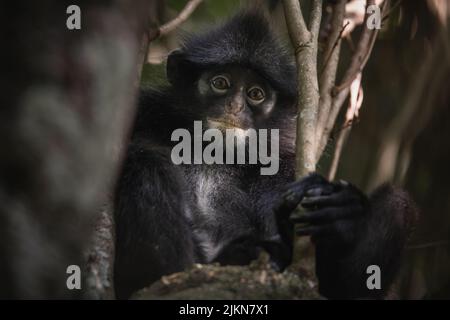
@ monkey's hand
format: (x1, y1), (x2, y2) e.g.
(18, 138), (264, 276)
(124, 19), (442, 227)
(275, 173), (417, 299)
(275, 173), (369, 250)
(275, 173), (374, 298)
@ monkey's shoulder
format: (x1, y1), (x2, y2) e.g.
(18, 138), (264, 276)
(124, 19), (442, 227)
(130, 88), (190, 142)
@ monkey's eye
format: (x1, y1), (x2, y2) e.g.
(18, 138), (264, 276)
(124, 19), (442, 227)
(211, 75), (231, 93)
(247, 86), (265, 105)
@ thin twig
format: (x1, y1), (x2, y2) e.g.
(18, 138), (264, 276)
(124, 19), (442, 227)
(382, 0), (403, 22)
(320, 21), (349, 76)
(144, 0), (202, 68)
(328, 126), (350, 181)
(333, 0), (383, 94)
(148, 0), (203, 42)
(333, 26), (379, 93)
(316, 0), (386, 160)
(159, 0), (203, 36)
(328, 74), (363, 180)
(315, 0), (347, 159)
(407, 241), (450, 250)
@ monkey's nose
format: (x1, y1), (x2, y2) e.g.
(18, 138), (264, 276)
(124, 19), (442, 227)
(225, 99), (244, 115)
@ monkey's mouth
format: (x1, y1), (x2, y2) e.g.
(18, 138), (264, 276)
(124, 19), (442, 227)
(207, 117), (245, 130)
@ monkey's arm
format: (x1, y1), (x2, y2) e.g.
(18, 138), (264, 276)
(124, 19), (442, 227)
(114, 142), (197, 299)
(276, 174), (418, 299)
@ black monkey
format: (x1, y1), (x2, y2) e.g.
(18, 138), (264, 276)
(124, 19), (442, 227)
(114, 12), (417, 299)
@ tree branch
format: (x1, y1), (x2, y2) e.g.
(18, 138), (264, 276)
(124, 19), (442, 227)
(333, 27), (378, 93)
(309, 0), (323, 40)
(159, 0), (203, 37)
(333, 0), (381, 94)
(316, 0), (384, 161)
(283, 0), (322, 177)
(133, 254), (321, 299)
(283, 0), (311, 45)
(328, 73), (363, 180)
(142, 0), (202, 69)
(316, 0), (347, 157)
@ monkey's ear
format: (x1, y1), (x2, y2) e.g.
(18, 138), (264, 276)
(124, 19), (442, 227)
(167, 49), (195, 86)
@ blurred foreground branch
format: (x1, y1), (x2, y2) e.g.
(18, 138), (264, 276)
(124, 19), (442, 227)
(0, 0), (156, 299)
(368, 26), (450, 190)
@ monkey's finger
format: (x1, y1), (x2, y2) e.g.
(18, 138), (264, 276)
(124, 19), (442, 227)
(304, 185), (334, 197)
(285, 173), (329, 195)
(301, 190), (360, 208)
(295, 224), (334, 236)
(273, 194), (303, 219)
(276, 173), (330, 215)
(291, 205), (362, 224)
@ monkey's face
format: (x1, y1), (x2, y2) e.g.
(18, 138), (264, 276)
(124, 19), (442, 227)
(196, 66), (278, 131)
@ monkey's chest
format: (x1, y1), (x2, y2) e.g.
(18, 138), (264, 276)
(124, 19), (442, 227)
(184, 166), (255, 262)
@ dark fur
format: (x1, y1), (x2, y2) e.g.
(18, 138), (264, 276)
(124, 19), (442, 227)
(168, 12), (297, 98)
(114, 12), (417, 299)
